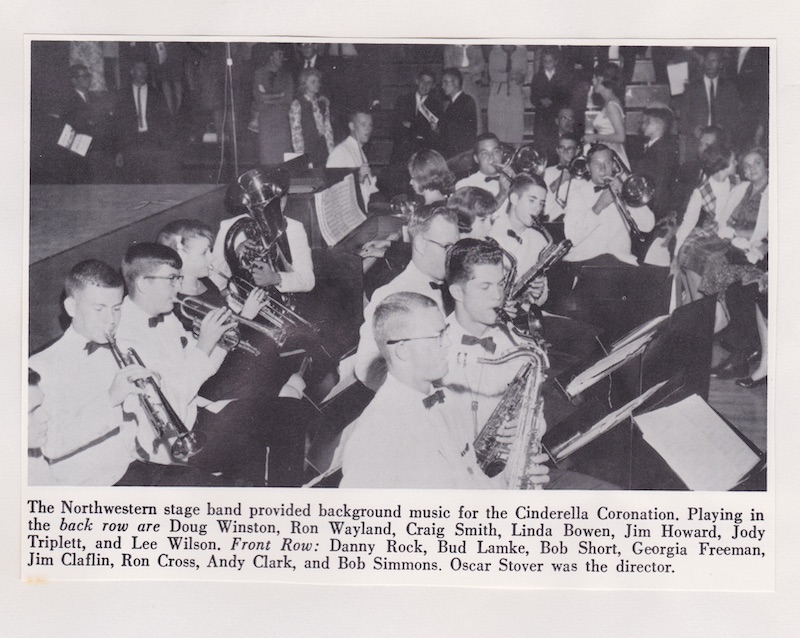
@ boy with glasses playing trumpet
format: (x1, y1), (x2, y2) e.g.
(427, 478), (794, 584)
(116, 242), (309, 486)
(29, 259), (229, 486)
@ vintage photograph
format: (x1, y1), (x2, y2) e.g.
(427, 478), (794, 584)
(27, 40), (769, 492)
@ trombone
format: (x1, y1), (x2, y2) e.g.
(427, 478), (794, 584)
(493, 143), (548, 182)
(106, 333), (205, 462)
(601, 151), (654, 243)
(553, 155), (590, 209)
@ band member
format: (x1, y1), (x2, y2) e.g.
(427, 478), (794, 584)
(29, 260), (226, 486)
(455, 132), (511, 208)
(489, 174), (549, 307)
(27, 368), (54, 486)
(340, 292), (543, 489)
(446, 186), (498, 239)
(354, 205), (460, 391)
(561, 144), (655, 265)
(116, 243), (308, 486)
(209, 168), (314, 295)
(157, 219), (291, 401)
(326, 109), (379, 208)
(543, 133), (581, 221)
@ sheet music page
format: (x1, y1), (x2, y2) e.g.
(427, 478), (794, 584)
(635, 394), (761, 491)
(313, 173), (366, 247)
(667, 61), (689, 96)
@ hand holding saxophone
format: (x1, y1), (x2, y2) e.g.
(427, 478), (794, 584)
(510, 451), (550, 487)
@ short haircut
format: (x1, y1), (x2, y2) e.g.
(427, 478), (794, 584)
(700, 139), (734, 175)
(157, 219), (215, 252)
(743, 146), (769, 169)
(122, 242), (182, 293)
(446, 186), (498, 233)
(700, 125), (729, 147)
(348, 109), (372, 125)
(69, 64), (89, 80)
(373, 292), (438, 360)
(509, 173), (546, 201)
(587, 143), (613, 163)
(557, 132), (581, 148)
(445, 238), (504, 287)
(442, 67), (463, 88)
(296, 67), (323, 95)
(64, 259), (124, 299)
(408, 149), (455, 195)
(28, 368), (41, 387)
(642, 107), (673, 132)
(407, 204), (458, 240)
(417, 69), (435, 82)
(473, 132), (500, 155)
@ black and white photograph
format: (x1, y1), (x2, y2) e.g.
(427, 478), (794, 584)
(6, 0), (799, 635)
(27, 40), (769, 491)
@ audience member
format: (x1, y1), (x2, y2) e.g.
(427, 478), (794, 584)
(583, 62), (630, 168)
(530, 47), (573, 159)
(436, 68), (478, 159)
(253, 44), (293, 165)
(289, 68), (335, 167)
(391, 70), (443, 163)
(487, 45), (527, 143)
(443, 45), (487, 133)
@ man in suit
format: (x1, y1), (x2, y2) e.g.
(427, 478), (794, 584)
(436, 68), (478, 160)
(390, 70), (444, 164)
(679, 48), (742, 145)
(735, 46), (769, 149)
(635, 106), (679, 221)
(113, 60), (177, 183)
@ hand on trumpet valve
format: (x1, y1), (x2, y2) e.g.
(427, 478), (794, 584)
(108, 364), (156, 406)
(196, 306), (235, 355)
(240, 286), (270, 320)
(251, 260), (281, 287)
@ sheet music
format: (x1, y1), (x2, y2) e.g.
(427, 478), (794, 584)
(667, 61), (689, 96)
(57, 123), (92, 157)
(634, 394), (761, 490)
(609, 314), (669, 353)
(313, 173), (367, 247)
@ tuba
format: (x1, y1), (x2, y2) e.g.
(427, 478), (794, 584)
(473, 346), (549, 489)
(106, 333), (205, 462)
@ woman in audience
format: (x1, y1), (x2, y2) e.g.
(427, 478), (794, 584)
(487, 44), (527, 143)
(408, 149), (456, 205)
(289, 68), (335, 168)
(582, 62), (629, 167)
(672, 140), (739, 300)
(252, 44), (293, 165)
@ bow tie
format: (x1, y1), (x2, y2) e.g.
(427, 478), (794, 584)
(507, 229), (523, 244)
(429, 281), (447, 291)
(461, 334), (497, 354)
(422, 388), (445, 409)
(485, 175), (500, 182)
(85, 341), (111, 355)
(594, 184), (609, 193)
(148, 314), (165, 328)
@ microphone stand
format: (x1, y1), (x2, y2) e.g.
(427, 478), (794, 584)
(225, 42), (240, 177)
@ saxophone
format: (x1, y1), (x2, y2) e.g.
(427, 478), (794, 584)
(473, 346), (549, 489)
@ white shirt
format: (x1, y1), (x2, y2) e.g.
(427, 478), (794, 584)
(326, 135), (379, 208)
(441, 316), (522, 438)
(455, 170), (507, 216)
(543, 165), (570, 221)
(354, 260), (444, 391)
(210, 215), (315, 294)
(340, 374), (494, 489)
(561, 179), (655, 265)
(116, 297), (225, 436)
(30, 327), (139, 485)
(489, 213), (550, 305)
(132, 82), (148, 132)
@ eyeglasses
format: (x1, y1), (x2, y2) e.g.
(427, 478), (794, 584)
(423, 237), (455, 252)
(144, 274), (184, 286)
(386, 328), (447, 346)
(557, 145), (578, 152)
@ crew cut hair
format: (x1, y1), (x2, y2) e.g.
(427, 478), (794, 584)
(64, 259), (124, 299)
(407, 204), (458, 240)
(121, 242), (182, 293)
(373, 292), (438, 360)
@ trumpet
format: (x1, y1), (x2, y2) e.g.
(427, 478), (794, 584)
(493, 143), (548, 182)
(178, 296), (289, 354)
(106, 333), (205, 462)
(209, 265), (315, 340)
